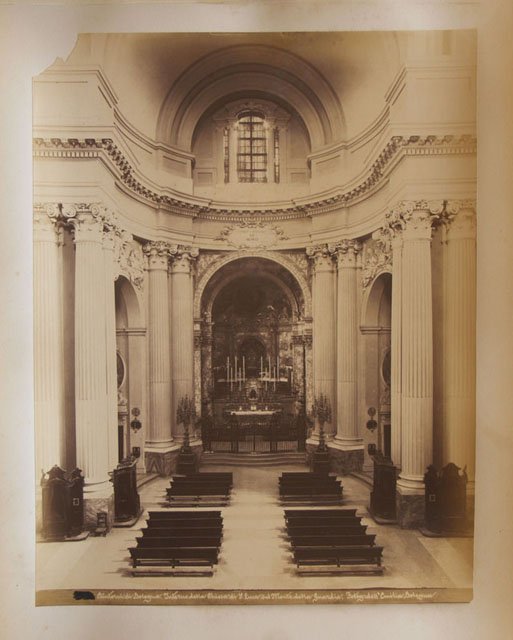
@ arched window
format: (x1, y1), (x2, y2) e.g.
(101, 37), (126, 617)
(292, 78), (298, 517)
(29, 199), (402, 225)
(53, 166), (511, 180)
(237, 111), (267, 183)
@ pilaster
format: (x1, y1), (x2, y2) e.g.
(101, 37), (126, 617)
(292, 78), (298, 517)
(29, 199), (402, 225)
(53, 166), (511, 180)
(69, 204), (111, 486)
(306, 244), (336, 438)
(34, 204), (65, 474)
(332, 240), (364, 471)
(143, 241), (174, 453)
(169, 246), (199, 441)
(389, 200), (443, 527)
(442, 201), (477, 484)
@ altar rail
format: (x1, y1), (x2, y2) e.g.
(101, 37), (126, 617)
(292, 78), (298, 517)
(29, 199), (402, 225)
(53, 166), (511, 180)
(202, 412), (306, 453)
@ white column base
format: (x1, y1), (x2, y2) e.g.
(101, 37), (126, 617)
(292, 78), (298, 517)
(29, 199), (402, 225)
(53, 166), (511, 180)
(331, 437), (364, 451)
(83, 481), (114, 531)
(396, 477), (425, 529)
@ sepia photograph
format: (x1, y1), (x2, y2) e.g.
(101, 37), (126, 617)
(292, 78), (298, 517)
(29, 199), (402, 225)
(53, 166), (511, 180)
(33, 29), (477, 605)
(2, 0), (513, 637)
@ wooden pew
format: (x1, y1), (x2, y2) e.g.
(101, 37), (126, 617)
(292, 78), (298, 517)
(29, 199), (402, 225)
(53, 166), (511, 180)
(285, 508), (357, 518)
(288, 534), (376, 547)
(280, 472), (337, 480)
(141, 526), (222, 537)
(129, 546), (219, 568)
(135, 536), (222, 548)
(287, 524), (367, 537)
(147, 510), (222, 520)
(168, 485), (232, 495)
(294, 545), (384, 570)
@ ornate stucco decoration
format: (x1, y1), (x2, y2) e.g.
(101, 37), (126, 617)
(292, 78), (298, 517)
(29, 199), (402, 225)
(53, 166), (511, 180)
(215, 221), (289, 249)
(114, 234), (145, 291)
(34, 135), (477, 222)
(362, 230), (392, 288)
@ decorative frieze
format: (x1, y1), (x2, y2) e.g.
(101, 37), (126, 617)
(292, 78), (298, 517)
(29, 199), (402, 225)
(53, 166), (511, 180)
(215, 221), (289, 249)
(34, 134), (476, 222)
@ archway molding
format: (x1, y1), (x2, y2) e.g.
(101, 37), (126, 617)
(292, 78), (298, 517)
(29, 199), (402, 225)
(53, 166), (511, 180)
(194, 250), (312, 319)
(157, 45), (345, 151)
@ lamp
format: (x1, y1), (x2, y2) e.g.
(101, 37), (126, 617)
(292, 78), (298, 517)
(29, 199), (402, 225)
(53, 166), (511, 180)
(366, 407), (378, 432)
(130, 407), (142, 433)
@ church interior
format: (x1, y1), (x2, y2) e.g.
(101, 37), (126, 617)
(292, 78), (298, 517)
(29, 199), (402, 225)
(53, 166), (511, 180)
(33, 30), (476, 595)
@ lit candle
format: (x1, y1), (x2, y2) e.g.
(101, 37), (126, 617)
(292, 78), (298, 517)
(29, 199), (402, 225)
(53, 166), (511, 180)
(235, 356), (238, 383)
(226, 357), (229, 383)
(260, 356), (263, 377)
(243, 356), (245, 381)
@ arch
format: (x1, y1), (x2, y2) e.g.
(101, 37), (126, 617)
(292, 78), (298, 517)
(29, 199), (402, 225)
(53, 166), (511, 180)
(207, 269), (299, 322)
(361, 271), (392, 328)
(194, 250), (312, 319)
(157, 45), (345, 151)
(115, 275), (142, 328)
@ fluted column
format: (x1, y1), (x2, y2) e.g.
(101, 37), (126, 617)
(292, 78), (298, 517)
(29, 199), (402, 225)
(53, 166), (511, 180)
(70, 204), (110, 485)
(442, 202), (477, 481)
(103, 228), (119, 469)
(170, 247), (198, 440)
(34, 204), (64, 474)
(390, 233), (403, 468)
(307, 245), (336, 437)
(394, 201), (442, 525)
(334, 240), (363, 446)
(144, 241), (173, 449)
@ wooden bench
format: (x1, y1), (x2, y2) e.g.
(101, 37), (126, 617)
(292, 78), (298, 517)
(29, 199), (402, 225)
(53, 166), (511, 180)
(178, 472), (233, 482)
(135, 536), (222, 548)
(141, 526), (223, 537)
(280, 472), (337, 480)
(285, 508), (357, 518)
(287, 524), (367, 537)
(148, 519), (224, 529)
(280, 488), (342, 497)
(294, 545), (384, 568)
(288, 534), (376, 548)
(129, 546), (219, 568)
(280, 495), (344, 505)
(147, 510), (222, 520)
(167, 485), (231, 495)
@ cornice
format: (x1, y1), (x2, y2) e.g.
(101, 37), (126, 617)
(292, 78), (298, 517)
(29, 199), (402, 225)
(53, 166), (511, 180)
(33, 134), (476, 222)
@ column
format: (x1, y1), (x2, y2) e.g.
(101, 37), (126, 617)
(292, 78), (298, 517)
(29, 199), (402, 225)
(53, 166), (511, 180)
(390, 232), (403, 468)
(103, 228), (119, 470)
(34, 204), (64, 475)
(143, 241), (174, 458)
(71, 205), (110, 486)
(332, 240), (364, 472)
(442, 202), (477, 482)
(395, 201), (442, 527)
(307, 245), (336, 438)
(170, 247), (198, 441)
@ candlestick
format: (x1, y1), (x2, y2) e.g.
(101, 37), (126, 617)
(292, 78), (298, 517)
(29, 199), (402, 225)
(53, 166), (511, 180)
(260, 356), (263, 378)
(235, 356), (238, 383)
(243, 356), (245, 381)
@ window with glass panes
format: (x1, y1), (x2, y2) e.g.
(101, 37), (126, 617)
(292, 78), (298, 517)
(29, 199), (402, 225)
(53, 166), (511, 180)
(237, 112), (267, 183)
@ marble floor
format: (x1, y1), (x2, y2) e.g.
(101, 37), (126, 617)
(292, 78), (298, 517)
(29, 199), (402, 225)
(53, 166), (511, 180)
(36, 464), (474, 593)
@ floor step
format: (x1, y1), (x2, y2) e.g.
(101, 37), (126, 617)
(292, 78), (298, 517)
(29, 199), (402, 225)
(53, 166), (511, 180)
(199, 452), (309, 467)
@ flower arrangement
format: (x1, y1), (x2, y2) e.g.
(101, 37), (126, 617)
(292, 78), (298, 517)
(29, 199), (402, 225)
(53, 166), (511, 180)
(177, 395), (196, 451)
(312, 393), (332, 451)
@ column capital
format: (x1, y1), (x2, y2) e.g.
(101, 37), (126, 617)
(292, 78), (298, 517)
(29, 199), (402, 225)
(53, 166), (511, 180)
(306, 244), (336, 272)
(386, 200), (445, 241)
(334, 239), (363, 268)
(66, 203), (109, 243)
(143, 240), (171, 270)
(33, 203), (61, 242)
(169, 245), (199, 274)
(443, 200), (477, 240)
